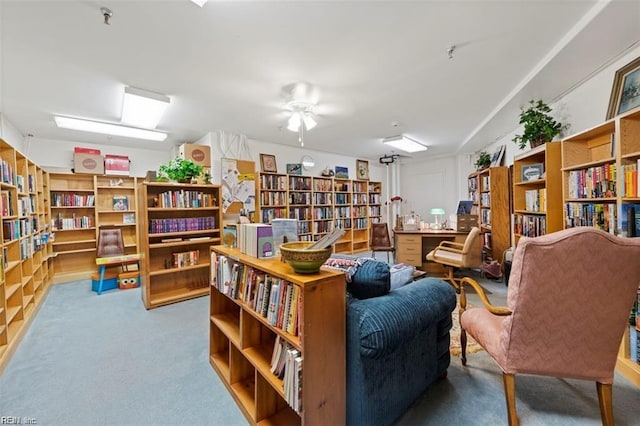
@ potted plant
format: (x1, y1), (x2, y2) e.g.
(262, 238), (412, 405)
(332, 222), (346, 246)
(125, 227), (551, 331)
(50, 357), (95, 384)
(157, 156), (203, 183)
(512, 99), (563, 150)
(474, 151), (491, 170)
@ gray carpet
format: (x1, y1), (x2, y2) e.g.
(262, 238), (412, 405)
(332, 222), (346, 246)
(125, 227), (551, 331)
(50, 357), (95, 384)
(0, 279), (638, 425)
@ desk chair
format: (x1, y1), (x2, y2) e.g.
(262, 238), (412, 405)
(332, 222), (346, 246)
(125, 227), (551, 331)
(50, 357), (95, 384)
(459, 227), (640, 426)
(370, 223), (395, 263)
(425, 226), (480, 291)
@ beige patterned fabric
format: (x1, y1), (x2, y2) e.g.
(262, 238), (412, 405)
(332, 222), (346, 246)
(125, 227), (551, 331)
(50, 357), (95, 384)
(461, 227), (640, 383)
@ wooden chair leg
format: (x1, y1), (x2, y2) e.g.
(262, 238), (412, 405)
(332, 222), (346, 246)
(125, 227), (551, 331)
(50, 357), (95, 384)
(460, 327), (467, 366)
(596, 382), (614, 426)
(503, 373), (518, 426)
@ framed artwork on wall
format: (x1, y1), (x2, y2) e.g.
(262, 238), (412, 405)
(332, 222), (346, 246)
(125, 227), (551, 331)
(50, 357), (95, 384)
(260, 154), (277, 173)
(335, 166), (349, 179)
(356, 159), (369, 180)
(286, 163), (303, 175)
(606, 55), (640, 119)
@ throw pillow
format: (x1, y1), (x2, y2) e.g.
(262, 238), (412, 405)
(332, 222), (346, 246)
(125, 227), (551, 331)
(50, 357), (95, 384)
(347, 259), (390, 299)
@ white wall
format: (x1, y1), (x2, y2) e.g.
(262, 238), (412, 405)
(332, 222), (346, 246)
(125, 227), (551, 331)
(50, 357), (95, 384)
(0, 113), (25, 152)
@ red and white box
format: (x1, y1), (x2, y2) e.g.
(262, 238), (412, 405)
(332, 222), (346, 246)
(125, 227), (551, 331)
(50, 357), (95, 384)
(74, 146), (101, 155)
(104, 154), (130, 176)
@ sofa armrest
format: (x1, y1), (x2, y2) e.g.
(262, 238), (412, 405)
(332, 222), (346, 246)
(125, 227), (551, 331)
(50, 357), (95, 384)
(348, 278), (456, 359)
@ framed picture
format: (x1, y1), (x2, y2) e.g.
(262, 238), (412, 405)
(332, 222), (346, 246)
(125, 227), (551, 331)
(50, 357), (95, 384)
(122, 213), (136, 224)
(521, 163), (544, 182)
(286, 163), (303, 175)
(260, 154), (277, 173)
(356, 159), (369, 180)
(490, 145), (505, 167)
(112, 195), (129, 211)
(334, 166), (349, 179)
(606, 56), (640, 119)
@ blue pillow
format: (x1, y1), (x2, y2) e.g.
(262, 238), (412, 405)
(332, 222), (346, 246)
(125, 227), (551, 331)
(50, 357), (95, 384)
(347, 259), (390, 299)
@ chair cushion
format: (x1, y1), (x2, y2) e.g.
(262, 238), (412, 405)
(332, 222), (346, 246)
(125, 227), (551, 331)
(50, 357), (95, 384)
(347, 259), (391, 299)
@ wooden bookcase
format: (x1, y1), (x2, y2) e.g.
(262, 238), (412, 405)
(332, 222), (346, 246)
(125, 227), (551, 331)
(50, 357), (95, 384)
(255, 174), (382, 254)
(49, 174), (140, 283)
(209, 245), (346, 425)
(138, 182), (222, 309)
(0, 138), (53, 373)
(512, 142), (563, 245)
(476, 166), (510, 261)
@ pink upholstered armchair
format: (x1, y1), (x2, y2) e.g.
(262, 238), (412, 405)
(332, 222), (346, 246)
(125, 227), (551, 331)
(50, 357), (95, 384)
(458, 227), (640, 426)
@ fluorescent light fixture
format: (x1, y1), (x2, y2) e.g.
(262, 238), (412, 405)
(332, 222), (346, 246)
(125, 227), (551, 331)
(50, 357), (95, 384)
(383, 135), (427, 153)
(121, 86), (170, 129)
(190, 0), (208, 7)
(54, 116), (168, 141)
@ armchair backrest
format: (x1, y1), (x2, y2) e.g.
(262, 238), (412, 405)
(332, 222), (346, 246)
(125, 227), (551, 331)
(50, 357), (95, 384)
(503, 227), (640, 382)
(370, 223), (392, 248)
(97, 228), (125, 257)
(461, 227), (481, 267)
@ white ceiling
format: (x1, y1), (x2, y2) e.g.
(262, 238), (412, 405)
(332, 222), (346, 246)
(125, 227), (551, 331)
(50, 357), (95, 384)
(2, 0), (639, 161)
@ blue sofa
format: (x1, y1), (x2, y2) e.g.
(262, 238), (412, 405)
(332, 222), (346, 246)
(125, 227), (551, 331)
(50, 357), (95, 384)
(346, 275), (456, 426)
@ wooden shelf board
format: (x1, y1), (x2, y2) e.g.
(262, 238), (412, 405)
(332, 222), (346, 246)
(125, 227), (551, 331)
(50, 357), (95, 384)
(244, 344), (285, 399)
(149, 263), (210, 277)
(21, 275), (33, 286)
(53, 248), (96, 255)
(210, 313), (241, 347)
(148, 287), (209, 306)
(616, 356), (640, 387)
(23, 294), (34, 307)
(50, 205), (95, 209)
(5, 260), (20, 273)
(6, 306), (22, 323)
(231, 378), (256, 420)
(52, 228), (96, 232)
(257, 408), (300, 426)
(5, 283), (21, 299)
(149, 238), (217, 249)
(149, 229), (220, 239)
(209, 354), (230, 381)
(148, 206), (219, 212)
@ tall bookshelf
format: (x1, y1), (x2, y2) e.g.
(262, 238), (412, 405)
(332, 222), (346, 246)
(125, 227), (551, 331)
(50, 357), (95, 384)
(561, 106), (640, 387)
(49, 174), (140, 283)
(0, 138), (53, 373)
(255, 174), (382, 254)
(209, 245), (346, 425)
(476, 166), (510, 261)
(137, 182), (222, 309)
(512, 142), (563, 245)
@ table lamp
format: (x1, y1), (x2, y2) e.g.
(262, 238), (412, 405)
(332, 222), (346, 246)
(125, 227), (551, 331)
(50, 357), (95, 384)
(430, 208), (445, 230)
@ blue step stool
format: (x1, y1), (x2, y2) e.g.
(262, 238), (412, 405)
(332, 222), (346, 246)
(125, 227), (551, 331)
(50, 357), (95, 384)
(91, 272), (118, 293)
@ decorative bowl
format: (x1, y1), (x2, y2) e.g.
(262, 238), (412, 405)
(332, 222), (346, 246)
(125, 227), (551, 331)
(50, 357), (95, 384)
(280, 241), (333, 274)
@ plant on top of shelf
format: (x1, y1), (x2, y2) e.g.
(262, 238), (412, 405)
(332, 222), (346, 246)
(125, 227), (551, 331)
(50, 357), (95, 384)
(512, 99), (563, 150)
(474, 151), (491, 170)
(157, 156), (203, 183)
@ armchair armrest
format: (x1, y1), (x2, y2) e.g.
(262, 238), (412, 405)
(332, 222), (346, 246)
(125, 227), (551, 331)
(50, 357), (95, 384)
(459, 277), (511, 316)
(438, 240), (464, 250)
(432, 245), (464, 256)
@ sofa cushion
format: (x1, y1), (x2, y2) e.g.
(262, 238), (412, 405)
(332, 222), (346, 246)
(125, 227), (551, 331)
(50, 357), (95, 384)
(351, 278), (456, 359)
(347, 259), (390, 299)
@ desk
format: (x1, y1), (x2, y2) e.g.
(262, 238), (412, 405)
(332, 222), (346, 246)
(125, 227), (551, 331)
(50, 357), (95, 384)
(95, 254), (141, 295)
(394, 229), (480, 272)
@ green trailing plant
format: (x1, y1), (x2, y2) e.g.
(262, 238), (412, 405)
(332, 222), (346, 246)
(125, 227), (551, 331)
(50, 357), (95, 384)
(158, 156), (203, 182)
(512, 99), (563, 150)
(474, 151), (491, 170)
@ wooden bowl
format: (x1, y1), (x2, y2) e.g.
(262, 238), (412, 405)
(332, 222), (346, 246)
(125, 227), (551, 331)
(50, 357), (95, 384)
(280, 241), (333, 274)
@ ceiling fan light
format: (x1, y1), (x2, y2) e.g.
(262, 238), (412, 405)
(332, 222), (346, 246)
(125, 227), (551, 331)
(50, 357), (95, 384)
(383, 135), (427, 153)
(190, 0), (208, 7)
(303, 114), (317, 130)
(287, 112), (301, 132)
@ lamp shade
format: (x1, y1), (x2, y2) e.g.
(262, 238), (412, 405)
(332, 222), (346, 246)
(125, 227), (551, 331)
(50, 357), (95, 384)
(430, 208), (445, 215)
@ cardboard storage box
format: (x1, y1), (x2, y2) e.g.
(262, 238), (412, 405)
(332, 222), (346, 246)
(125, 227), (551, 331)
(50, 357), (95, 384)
(104, 154), (130, 176)
(74, 153), (104, 174)
(457, 214), (478, 232)
(179, 143), (211, 166)
(91, 272), (118, 293)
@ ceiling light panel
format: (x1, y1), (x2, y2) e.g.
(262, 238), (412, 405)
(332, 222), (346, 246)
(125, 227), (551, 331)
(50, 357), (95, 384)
(383, 135), (427, 153)
(54, 116), (168, 141)
(121, 86), (170, 129)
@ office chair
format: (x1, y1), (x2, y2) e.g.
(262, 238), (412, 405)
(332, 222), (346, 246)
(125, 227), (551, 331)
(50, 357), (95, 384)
(425, 226), (481, 291)
(369, 222), (395, 263)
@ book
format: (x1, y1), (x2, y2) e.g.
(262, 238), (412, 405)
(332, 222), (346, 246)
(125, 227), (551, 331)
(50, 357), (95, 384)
(112, 195), (129, 211)
(122, 213), (135, 224)
(256, 224), (274, 259)
(271, 218), (299, 255)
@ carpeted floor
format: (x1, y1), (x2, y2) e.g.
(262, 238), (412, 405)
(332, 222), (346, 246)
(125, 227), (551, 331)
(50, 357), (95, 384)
(0, 277), (638, 426)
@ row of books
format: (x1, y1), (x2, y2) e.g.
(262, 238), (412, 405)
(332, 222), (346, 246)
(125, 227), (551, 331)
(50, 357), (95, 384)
(524, 188), (546, 212)
(172, 250), (199, 268)
(564, 202), (616, 233)
(566, 165), (616, 199)
(1, 190), (13, 216)
(270, 336), (302, 414)
(148, 217), (216, 234)
(260, 208), (287, 224)
(154, 190), (215, 208)
(260, 191), (287, 206)
(353, 194), (367, 204)
(513, 214), (547, 238)
(629, 290), (640, 364)
(620, 162), (640, 197)
(52, 214), (93, 230)
(211, 255), (302, 336)
(0, 159), (14, 185)
(259, 174), (287, 190)
(52, 193), (95, 207)
(237, 223), (274, 259)
(289, 192), (311, 205)
(17, 196), (35, 217)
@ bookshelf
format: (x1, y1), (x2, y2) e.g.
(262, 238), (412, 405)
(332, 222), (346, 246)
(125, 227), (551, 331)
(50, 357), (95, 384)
(476, 166), (510, 261)
(137, 182), (222, 309)
(561, 106), (640, 387)
(255, 174), (382, 254)
(512, 142), (563, 244)
(0, 138), (53, 373)
(94, 176), (139, 254)
(209, 245), (346, 425)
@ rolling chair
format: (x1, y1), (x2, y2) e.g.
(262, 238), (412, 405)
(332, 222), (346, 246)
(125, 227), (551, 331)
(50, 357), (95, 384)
(425, 226), (481, 291)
